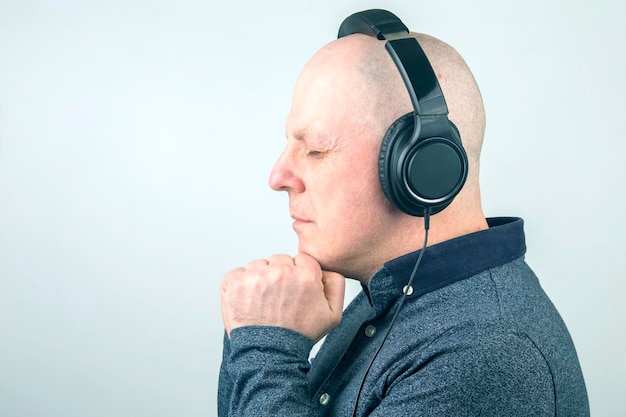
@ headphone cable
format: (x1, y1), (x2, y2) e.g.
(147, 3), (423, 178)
(350, 210), (430, 416)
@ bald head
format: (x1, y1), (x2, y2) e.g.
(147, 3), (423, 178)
(285, 31), (488, 252)
(300, 32), (486, 207)
(301, 33), (486, 182)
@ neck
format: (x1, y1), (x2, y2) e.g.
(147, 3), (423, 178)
(358, 206), (488, 285)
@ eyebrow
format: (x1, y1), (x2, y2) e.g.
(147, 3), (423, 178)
(289, 127), (311, 142)
(288, 124), (339, 150)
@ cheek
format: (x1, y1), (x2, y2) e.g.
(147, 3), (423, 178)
(325, 183), (391, 234)
(312, 143), (390, 221)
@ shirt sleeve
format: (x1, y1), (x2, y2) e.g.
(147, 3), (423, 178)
(217, 332), (234, 417)
(218, 326), (316, 417)
(362, 326), (556, 417)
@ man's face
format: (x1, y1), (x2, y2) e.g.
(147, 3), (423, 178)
(268, 60), (402, 279)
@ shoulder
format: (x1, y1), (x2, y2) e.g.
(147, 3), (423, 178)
(378, 322), (556, 416)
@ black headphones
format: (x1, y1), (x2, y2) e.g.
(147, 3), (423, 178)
(338, 9), (468, 217)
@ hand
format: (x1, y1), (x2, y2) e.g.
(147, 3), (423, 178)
(220, 253), (345, 343)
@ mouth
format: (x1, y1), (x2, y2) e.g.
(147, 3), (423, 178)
(290, 213), (312, 228)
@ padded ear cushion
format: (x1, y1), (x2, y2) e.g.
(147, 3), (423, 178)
(378, 112), (415, 212)
(449, 120), (462, 146)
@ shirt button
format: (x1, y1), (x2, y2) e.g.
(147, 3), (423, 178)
(319, 393), (331, 406)
(403, 285), (414, 296)
(364, 325), (377, 338)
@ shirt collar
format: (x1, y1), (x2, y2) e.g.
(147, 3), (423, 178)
(379, 217), (526, 299)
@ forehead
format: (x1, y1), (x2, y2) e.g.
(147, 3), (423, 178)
(286, 62), (372, 138)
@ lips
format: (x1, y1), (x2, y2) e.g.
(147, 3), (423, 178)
(290, 213), (312, 228)
(291, 215), (311, 223)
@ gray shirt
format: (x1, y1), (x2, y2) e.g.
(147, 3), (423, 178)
(218, 217), (589, 416)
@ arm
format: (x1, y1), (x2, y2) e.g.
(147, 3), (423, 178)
(219, 326), (315, 417)
(219, 253), (345, 416)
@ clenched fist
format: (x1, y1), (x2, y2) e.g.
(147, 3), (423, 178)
(220, 253), (345, 343)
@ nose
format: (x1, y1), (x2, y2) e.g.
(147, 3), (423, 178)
(268, 143), (304, 193)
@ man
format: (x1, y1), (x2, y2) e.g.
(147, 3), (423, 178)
(219, 9), (589, 416)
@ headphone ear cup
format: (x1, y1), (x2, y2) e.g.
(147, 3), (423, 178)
(379, 113), (468, 217)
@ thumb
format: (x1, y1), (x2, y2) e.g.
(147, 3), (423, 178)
(322, 270), (346, 319)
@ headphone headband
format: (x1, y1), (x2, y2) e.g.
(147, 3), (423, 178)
(337, 8), (409, 40)
(338, 9), (449, 117)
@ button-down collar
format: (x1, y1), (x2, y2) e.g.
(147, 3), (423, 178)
(365, 217), (526, 312)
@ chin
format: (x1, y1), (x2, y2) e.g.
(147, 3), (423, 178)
(298, 240), (327, 263)
(297, 239), (357, 277)
(301, 250), (344, 275)
(297, 240), (318, 259)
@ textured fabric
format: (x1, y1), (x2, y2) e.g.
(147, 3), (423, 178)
(218, 218), (589, 416)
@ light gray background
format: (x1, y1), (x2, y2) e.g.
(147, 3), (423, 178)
(1, 0), (624, 416)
